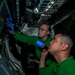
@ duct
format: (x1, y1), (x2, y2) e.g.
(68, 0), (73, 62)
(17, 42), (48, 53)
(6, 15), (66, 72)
(25, 0), (69, 26)
(36, 0), (69, 24)
(4, 35), (22, 72)
(51, 8), (75, 28)
(21, 23), (38, 36)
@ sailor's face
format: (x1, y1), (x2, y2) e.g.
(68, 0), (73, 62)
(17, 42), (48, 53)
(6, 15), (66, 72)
(38, 24), (50, 38)
(48, 34), (62, 54)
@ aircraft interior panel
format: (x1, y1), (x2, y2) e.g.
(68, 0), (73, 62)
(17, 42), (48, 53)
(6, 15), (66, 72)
(0, 0), (75, 75)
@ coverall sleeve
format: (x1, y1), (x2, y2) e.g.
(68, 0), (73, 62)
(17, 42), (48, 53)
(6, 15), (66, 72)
(14, 32), (37, 45)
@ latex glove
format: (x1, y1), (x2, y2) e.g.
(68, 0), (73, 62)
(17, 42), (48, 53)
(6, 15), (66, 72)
(6, 21), (14, 32)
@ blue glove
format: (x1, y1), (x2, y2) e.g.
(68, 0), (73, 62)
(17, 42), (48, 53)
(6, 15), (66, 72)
(6, 21), (14, 32)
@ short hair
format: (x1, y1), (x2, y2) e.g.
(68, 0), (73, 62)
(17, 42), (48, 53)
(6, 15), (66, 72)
(60, 34), (73, 51)
(39, 23), (51, 32)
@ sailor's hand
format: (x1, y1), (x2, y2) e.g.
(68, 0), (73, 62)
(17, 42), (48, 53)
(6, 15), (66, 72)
(41, 49), (49, 59)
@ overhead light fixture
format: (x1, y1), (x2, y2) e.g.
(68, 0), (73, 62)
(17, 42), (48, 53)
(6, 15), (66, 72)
(45, 8), (49, 11)
(50, 0), (54, 4)
(34, 7), (39, 13)
(48, 5), (51, 8)
(16, 3), (18, 4)
(51, 1), (54, 4)
(41, 14), (45, 16)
